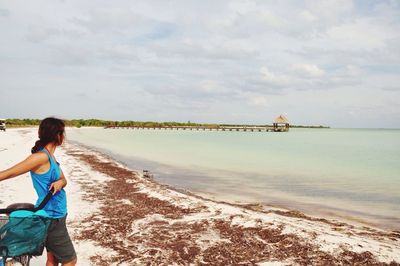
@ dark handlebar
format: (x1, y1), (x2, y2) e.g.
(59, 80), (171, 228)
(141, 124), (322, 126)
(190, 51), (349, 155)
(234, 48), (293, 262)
(0, 188), (54, 214)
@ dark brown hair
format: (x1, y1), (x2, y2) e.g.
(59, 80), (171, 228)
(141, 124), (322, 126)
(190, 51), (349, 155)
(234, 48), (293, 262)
(31, 117), (66, 154)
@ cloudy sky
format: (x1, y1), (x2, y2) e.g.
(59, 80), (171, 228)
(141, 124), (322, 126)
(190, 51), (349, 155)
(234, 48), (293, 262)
(0, 0), (399, 128)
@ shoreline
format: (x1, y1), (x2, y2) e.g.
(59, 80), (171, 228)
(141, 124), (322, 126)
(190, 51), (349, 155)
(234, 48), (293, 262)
(61, 139), (400, 264)
(1, 128), (399, 265)
(67, 137), (399, 232)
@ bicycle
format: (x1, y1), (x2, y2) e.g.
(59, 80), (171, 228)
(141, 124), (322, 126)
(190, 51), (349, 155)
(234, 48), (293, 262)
(0, 190), (53, 266)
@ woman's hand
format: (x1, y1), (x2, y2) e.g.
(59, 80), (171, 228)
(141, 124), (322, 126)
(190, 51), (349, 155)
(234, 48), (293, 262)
(49, 179), (66, 195)
(49, 169), (67, 194)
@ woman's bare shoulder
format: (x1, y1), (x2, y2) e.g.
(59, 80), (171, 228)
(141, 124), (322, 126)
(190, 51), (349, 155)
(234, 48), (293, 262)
(29, 151), (48, 163)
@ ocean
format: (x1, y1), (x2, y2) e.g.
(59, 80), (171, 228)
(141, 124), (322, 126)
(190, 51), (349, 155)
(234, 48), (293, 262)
(65, 127), (400, 230)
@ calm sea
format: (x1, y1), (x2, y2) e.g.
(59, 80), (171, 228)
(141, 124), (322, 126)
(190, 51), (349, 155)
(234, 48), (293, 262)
(66, 127), (400, 230)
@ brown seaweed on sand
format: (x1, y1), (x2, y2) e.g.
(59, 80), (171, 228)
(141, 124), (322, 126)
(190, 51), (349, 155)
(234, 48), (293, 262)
(65, 146), (399, 266)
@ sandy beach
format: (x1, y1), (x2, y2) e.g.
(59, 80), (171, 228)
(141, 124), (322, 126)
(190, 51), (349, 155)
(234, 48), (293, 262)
(1, 128), (399, 265)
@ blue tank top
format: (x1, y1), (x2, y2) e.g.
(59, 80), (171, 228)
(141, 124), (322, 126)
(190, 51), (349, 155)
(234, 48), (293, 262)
(30, 148), (67, 218)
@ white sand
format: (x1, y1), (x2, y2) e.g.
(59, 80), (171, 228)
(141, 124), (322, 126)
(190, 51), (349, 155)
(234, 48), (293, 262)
(1, 128), (399, 265)
(0, 128), (109, 265)
(136, 174), (400, 264)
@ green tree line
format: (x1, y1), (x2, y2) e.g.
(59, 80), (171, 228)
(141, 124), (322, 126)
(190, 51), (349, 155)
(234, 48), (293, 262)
(3, 119), (218, 128)
(3, 118), (329, 128)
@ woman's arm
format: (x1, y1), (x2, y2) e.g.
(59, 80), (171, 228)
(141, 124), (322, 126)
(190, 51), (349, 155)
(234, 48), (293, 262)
(49, 168), (67, 194)
(0, 153), (46, 182)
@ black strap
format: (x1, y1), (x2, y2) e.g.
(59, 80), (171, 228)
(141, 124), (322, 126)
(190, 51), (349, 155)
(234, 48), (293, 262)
(34, 189), (54, 211)
(0, 188), (54, 214)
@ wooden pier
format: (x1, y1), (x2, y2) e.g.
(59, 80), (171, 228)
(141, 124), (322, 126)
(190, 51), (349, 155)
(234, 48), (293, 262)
(104, 125), (279, 132)
(104, 115), (290, 132)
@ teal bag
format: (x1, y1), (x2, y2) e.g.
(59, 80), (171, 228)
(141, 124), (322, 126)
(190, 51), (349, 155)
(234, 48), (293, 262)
(0, 210), (51, 258)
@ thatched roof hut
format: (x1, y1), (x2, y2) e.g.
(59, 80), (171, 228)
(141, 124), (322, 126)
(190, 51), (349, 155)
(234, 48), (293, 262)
(273, 115), (289, 132)
(274, 115), (289, 124)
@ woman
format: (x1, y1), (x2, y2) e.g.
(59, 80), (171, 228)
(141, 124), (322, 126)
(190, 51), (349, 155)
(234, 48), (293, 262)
(0, 117), (77, 266)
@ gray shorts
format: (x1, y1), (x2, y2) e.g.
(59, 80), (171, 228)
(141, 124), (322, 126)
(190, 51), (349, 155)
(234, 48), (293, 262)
(46, 216), (76, 263)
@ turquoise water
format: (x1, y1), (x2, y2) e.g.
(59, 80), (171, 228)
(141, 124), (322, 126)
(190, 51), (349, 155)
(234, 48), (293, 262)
(66, 128), (400, 229)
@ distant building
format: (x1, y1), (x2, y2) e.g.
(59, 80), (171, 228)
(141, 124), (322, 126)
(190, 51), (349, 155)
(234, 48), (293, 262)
(273, 115), (289, 132)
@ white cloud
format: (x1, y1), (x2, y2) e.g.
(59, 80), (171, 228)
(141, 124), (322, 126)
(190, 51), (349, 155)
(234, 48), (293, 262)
(229, 1), (257, 15)
(26, 27), (60, 43)
(305, 0), (354, 21)
(247, 95), (269, 107)
(260, 67), (292, 87)
(325, 18), (394, 50)
(290, 63), (325, 77)
(0, 0), (399, 127)
(300, 10), (317, 22)
(345, 65), (364, 76)
(200, 80), (219, 93)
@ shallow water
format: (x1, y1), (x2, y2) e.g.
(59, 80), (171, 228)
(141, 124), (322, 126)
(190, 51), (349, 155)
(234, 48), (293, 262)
(66, 127), (400, 230)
